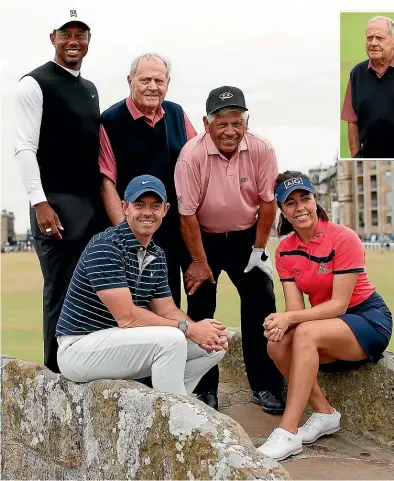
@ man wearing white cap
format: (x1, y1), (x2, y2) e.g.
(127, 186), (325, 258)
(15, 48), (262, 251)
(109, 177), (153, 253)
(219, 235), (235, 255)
(14, 9), (101, 373)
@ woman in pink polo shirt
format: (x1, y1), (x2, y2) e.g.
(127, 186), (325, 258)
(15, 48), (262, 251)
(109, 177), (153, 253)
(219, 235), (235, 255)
(257, 171), (392, 461)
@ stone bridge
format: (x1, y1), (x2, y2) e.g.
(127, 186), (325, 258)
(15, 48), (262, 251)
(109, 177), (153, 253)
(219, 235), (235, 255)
(2, 328), (394, 479)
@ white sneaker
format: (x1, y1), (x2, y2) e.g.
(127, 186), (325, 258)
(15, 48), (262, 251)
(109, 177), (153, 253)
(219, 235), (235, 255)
(257, 428), (303, 461)
(299, 409), (341, 444)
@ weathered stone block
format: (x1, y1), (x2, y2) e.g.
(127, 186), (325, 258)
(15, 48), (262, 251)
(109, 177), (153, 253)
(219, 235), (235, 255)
(1, 357), (290, 480)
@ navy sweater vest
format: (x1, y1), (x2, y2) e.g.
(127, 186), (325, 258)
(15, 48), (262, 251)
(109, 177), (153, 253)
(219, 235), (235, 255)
(350, 60), (394, 158)
(101, 99), (187, 225)
(24, 62), (100, 196)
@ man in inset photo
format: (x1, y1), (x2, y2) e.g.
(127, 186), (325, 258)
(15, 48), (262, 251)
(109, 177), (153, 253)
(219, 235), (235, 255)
(340, 14), (394, 159)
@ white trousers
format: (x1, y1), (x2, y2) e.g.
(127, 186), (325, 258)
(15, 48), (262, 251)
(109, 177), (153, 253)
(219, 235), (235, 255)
(57, 326), (225, 395)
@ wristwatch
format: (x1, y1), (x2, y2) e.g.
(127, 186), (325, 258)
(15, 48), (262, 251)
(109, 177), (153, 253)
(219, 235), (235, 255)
(178, 320), (189, 336)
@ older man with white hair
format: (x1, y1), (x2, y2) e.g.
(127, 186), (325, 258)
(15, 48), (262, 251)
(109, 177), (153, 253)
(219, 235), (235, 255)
(174, 86), (285, 412)
(341, 16), (394, 158)
(99, 53), (196, 308)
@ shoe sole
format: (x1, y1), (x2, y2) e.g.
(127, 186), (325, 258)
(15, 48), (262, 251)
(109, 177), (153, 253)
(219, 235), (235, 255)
(274, 447), (303, 462)
(251, 397), (285, 415)
(302, 426), (340, 444)
(262, 407), (285, 415)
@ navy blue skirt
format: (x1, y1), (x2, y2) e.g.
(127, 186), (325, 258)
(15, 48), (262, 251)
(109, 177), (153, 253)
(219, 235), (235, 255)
(339, 291), (392, 363)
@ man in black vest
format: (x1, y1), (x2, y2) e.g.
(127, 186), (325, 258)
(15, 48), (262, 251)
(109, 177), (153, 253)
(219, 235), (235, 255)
(14, 10), (101, 372)
(99, 53), (197, 308)
(341, 16), (394, 158)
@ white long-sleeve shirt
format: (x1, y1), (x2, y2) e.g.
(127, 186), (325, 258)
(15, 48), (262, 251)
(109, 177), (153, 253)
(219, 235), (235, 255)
(14, 62), (80, 206)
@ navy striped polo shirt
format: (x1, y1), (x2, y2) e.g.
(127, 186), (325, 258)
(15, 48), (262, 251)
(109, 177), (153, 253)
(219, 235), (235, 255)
(56, 220), (171, 336)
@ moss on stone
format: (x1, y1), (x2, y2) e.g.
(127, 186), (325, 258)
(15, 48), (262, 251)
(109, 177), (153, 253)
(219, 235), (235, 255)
(137, 398), (219, 480)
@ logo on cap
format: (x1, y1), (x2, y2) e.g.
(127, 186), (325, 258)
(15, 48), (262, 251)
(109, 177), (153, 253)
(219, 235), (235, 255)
(219, 91), (233, 101)
(70, 9), (77, 17)
(284, 177), (304, 190)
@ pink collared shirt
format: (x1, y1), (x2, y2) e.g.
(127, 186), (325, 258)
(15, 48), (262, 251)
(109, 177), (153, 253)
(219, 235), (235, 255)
(341, 57), (394, 123)
(174, 131), (278, 233)
(99, 97), (197, 183)
(276, 219), (375, 308)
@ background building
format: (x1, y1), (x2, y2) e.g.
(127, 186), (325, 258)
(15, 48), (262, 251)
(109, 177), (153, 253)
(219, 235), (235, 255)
(337, 160), (394, 236)
(308, 165), (338, 221)
(336, 161), (354, 227)
(1, 210), (15, 250)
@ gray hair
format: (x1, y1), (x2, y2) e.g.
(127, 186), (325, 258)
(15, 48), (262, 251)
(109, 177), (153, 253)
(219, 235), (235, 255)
(367, 16), (394, 36)
(207, 107), (249, 124)
(129, 53), (171, 79)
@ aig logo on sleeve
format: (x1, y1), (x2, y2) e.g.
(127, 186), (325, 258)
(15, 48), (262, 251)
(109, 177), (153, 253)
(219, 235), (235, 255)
(284, 177), (304, 190)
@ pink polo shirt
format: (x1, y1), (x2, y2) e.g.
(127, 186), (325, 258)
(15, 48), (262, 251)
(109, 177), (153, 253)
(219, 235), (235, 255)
(341, 57), (394, 123)
(174, 131), (278, 233)
(276, 220), (375, 308)
(99, 97), (197, 183)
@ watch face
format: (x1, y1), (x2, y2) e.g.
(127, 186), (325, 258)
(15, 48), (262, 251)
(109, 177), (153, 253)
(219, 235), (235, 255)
(179, 320), (188, 334)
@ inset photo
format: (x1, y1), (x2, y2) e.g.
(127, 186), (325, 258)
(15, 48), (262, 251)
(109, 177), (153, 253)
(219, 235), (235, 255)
(340, 12), (394, 160)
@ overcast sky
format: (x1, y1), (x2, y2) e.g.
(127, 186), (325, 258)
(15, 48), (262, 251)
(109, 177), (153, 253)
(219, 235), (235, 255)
(1, 0), (393, 232)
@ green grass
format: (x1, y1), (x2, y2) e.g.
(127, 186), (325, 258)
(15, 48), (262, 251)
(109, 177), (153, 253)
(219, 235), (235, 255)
(1, 247), (393, 363)
(339, 11), (394, 158)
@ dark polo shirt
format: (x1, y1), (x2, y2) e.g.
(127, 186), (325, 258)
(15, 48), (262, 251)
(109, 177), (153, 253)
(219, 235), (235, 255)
(341, 57), (394, 158)
(56, 221), (171, 336)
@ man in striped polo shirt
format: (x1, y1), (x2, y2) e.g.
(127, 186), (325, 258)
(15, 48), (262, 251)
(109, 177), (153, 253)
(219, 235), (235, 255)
(56, 175), (229, 395)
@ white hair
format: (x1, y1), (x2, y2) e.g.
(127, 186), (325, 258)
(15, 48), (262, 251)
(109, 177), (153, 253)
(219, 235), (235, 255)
(207, 107), (249, 124)
(367, 16), (394, 36)
(129, 53), (171, 79)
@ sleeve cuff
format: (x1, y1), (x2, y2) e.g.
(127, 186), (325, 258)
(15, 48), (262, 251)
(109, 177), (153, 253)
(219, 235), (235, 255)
(340, 117), (358, 123)
(100, 168), (117, 184)
(93, 282), (129, 293)
(152, 291), (172, 299)
(179, 208), (197, 216)
(259, 194), (275, 202)
(334, 268), (364, 274)
(30, 188), (47, 206)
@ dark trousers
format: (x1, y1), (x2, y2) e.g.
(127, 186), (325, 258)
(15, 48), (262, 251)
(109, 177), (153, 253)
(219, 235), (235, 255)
(184, 225), (284, 395)
(34, 236), (90, 372)
(30, 194), (101, 373)
(153, 217), (185, 308)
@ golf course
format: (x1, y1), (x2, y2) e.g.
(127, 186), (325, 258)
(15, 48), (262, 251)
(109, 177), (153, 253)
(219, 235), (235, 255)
(2, 244), (393, 363)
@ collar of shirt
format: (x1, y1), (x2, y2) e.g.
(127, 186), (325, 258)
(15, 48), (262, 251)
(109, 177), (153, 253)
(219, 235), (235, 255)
(119, 219), (157, 255)
(126, 96), (165, 127)
(287, 218), (329, 249)
(205, 133), (248, 160)
(51, 60), (80, 77)
(367, 56), (394, 77)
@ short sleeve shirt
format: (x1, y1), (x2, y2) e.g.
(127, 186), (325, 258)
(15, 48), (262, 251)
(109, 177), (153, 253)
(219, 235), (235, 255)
(275, 220), (375, 308)
(56, 220), (171, 336)
(174, 131), (278, 233)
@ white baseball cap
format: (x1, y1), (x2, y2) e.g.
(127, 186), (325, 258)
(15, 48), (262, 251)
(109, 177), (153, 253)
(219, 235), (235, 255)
(53, 9), (90, 31)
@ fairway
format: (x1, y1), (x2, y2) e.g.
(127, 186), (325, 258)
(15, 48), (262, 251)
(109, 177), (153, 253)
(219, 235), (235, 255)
(1, 246), (393, 363)
(339, 11), (394, 159)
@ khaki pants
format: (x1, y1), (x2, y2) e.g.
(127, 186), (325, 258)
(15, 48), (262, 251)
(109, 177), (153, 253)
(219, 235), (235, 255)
(57, 326), (225, 395)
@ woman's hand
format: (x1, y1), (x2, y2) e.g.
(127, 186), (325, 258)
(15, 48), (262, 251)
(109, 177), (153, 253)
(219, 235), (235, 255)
(264, 312), (292, 334)
(264, 327), (284, 342)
